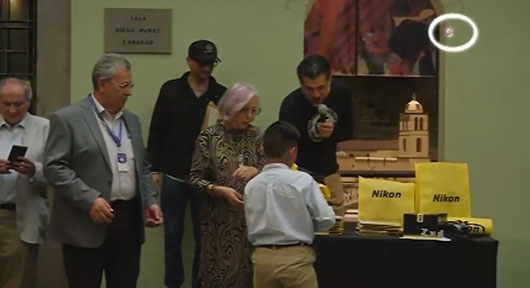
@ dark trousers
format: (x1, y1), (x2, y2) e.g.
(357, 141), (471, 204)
(161, 175), (202, 288)
(62, 199), (142, 288)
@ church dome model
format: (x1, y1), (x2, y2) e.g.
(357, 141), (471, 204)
(405, 93), (423, 113)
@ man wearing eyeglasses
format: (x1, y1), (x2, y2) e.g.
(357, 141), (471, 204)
(44, 53), (163, 288)
(0, 78), (49, 288)
(147, 39), (226, 288)
(279, 55), (354, 220)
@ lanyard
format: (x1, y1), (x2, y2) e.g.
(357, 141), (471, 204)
(88, 96), (123, 147)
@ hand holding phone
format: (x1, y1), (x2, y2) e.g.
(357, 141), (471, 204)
(6, 145), (35, 176)
(12, 157), (36, 176)
(0, 159), (11, 174)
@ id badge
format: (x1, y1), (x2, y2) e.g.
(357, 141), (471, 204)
(117, 153), (129, 172)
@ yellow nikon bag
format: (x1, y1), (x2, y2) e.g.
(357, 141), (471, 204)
(415, 162), (471, 217)
(359, 177), (415, 225)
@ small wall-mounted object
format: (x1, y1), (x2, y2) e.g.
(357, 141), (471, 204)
(104, 8), (172, 54)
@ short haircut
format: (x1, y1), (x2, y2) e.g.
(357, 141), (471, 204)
(296, 55), (331, 80)
(91, 53), (131, 90)
(217, 82), (258, 120)
(262, 121), (301, 159)
(0, 77), (33, 101)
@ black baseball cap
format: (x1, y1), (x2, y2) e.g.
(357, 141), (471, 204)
(188, 40), (221, 64)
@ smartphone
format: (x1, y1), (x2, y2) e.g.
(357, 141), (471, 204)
(8, 145), (28, 162)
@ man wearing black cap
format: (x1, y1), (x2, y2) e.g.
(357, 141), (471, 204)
(147, 39), (226, 288)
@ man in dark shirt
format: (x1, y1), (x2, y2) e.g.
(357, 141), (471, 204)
(279, 55), (353, 217)
(147, 40), (226, 288)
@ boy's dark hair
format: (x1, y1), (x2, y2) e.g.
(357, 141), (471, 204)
(263, 121), (301, 159)
(297, 55), (331, 80)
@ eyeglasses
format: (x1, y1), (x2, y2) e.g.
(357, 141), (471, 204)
(109, 79), (135, 90)
(239, 107), (261, 116)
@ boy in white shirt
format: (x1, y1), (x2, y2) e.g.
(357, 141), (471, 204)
(244, 121), (335, 288)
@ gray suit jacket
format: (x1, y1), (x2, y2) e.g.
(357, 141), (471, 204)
(44, 96), (158, 248)
(3, 114), (50, 244)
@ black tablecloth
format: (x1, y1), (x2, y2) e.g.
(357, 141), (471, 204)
(313, 232), (498, 288)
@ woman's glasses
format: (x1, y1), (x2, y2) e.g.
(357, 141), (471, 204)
(239, 107), (261, 116)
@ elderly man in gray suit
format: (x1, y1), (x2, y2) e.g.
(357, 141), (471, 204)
(44, 53), (163, 288)
(0, 78), (49, 288)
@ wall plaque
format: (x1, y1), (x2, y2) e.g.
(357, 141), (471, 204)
(104, 8), (172, 54)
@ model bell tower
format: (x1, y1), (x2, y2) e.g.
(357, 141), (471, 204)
(398, 93), (429, 158)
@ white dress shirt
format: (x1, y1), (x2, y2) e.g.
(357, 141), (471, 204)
(91, 94), (136, 201)
(0, 115), (26, 203)
(244, 163), (335, 246)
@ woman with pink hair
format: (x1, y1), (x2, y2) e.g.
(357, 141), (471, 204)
(190, 82), (265, 287)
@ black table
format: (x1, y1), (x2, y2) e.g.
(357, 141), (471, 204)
(313, 231), (498, 288)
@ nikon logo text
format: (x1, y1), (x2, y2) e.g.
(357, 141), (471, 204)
(372, 190), (402, 198)
(433, 194), (460, 203)
(468, 223), (486, 234)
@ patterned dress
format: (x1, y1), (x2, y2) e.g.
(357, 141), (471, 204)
(190, 121), (265, 288)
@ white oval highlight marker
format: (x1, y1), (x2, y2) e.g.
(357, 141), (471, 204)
(428, 13), (479, 53)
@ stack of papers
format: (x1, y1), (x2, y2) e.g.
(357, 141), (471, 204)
(344, 209), (358, 223)
(356, 221), (402, 236)
(316, 216), (344, 236)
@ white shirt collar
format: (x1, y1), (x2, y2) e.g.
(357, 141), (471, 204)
(263, 163), (290, 171)
(0, 113), (29, 129)
(90, 93), (123, 120)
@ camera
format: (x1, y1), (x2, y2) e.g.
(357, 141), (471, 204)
(440, 221), (470, 237)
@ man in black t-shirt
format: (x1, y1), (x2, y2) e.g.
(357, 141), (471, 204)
(279, 55), (353, 217)
(147, 40), (226, 288)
